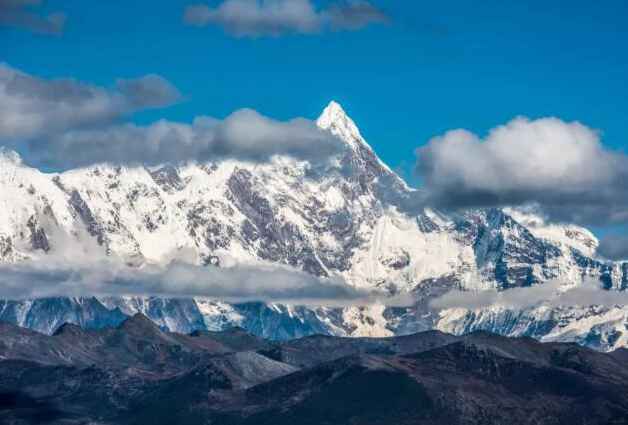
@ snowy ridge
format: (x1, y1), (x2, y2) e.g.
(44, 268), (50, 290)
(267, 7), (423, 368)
(0, 101), (627, 351)
(317, 101), (372, 153)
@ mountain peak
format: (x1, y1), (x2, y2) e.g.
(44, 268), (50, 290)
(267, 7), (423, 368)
(118, 313), (163, 334)
(317, 101), (367, 151)
(317, 100), (402, 182)
(319, 100), (347, 120)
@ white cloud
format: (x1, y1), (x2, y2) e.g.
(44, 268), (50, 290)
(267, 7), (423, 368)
(430, 279), (628, 311)
(416, 116), (628, 225)
(0, 64), (345, 169)
(0, 256), (411, 307)
(30, 109), (345, 168)
(183, 0), (387, 37)
(0, 259), (358, 306)
(0, 64), (181, 143)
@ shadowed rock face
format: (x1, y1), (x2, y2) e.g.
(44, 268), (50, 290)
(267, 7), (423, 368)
(227, 167), (328, 276)
(0, 297), (128, 336)
(69, 189), (106, 246)
(1, 315), (628, 425)
(148, 166), (186, 193)
(26, 215), (50, 252)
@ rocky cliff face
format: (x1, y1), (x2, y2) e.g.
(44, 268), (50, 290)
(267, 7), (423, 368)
(0, 102), (626, 350)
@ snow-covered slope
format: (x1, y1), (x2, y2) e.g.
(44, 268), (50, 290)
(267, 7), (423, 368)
(0, 102), (627, 350)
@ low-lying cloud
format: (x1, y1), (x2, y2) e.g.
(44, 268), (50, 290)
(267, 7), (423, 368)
(0, 259), (369, 306)
(430, 279), (628, 311)
(183, 0), (388, 37)
(0, 0), (66, 35)
(0, 256), (410, 307)
(416, 117), (628, 225)
(1, 64), (345, 169)
(0, 227), (410, 307)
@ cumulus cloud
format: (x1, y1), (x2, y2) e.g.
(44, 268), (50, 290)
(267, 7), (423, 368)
(0, 64), (181, 143)
(0, 0), (66, 35)
(28, 109), (345, 168)
(1, 64), (345, 168)
(183, 0), (387, 37)
(597, 235), (628, 261)
(430, 279), (628, 311)
(416, 117), (628, 225)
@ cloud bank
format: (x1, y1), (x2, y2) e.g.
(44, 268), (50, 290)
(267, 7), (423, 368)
(430, 279), (628, 311)
(0, 0), (65, 34)
(0, 64), (345, 169)
(416, 117), (628, 225)
(0, 245), (410, 307)
(183, 0), (388, 37)
(28, 110), (345, 168)
(0, 260), (369, 306)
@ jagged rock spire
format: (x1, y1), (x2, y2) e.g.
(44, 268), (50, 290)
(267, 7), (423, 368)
(317, 100), (401, 183)
(317, 101), (373, 152)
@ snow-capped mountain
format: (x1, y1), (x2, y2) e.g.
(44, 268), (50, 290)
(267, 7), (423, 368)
(1, 101), (627, 350)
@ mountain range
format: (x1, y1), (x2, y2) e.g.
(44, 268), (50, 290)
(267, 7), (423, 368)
(0, 101), (627, 351)
(1, 314), (628, 424)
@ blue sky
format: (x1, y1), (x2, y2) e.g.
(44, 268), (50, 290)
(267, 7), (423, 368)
(2, 0), (628, 239)
(3, 0), (627, 177)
